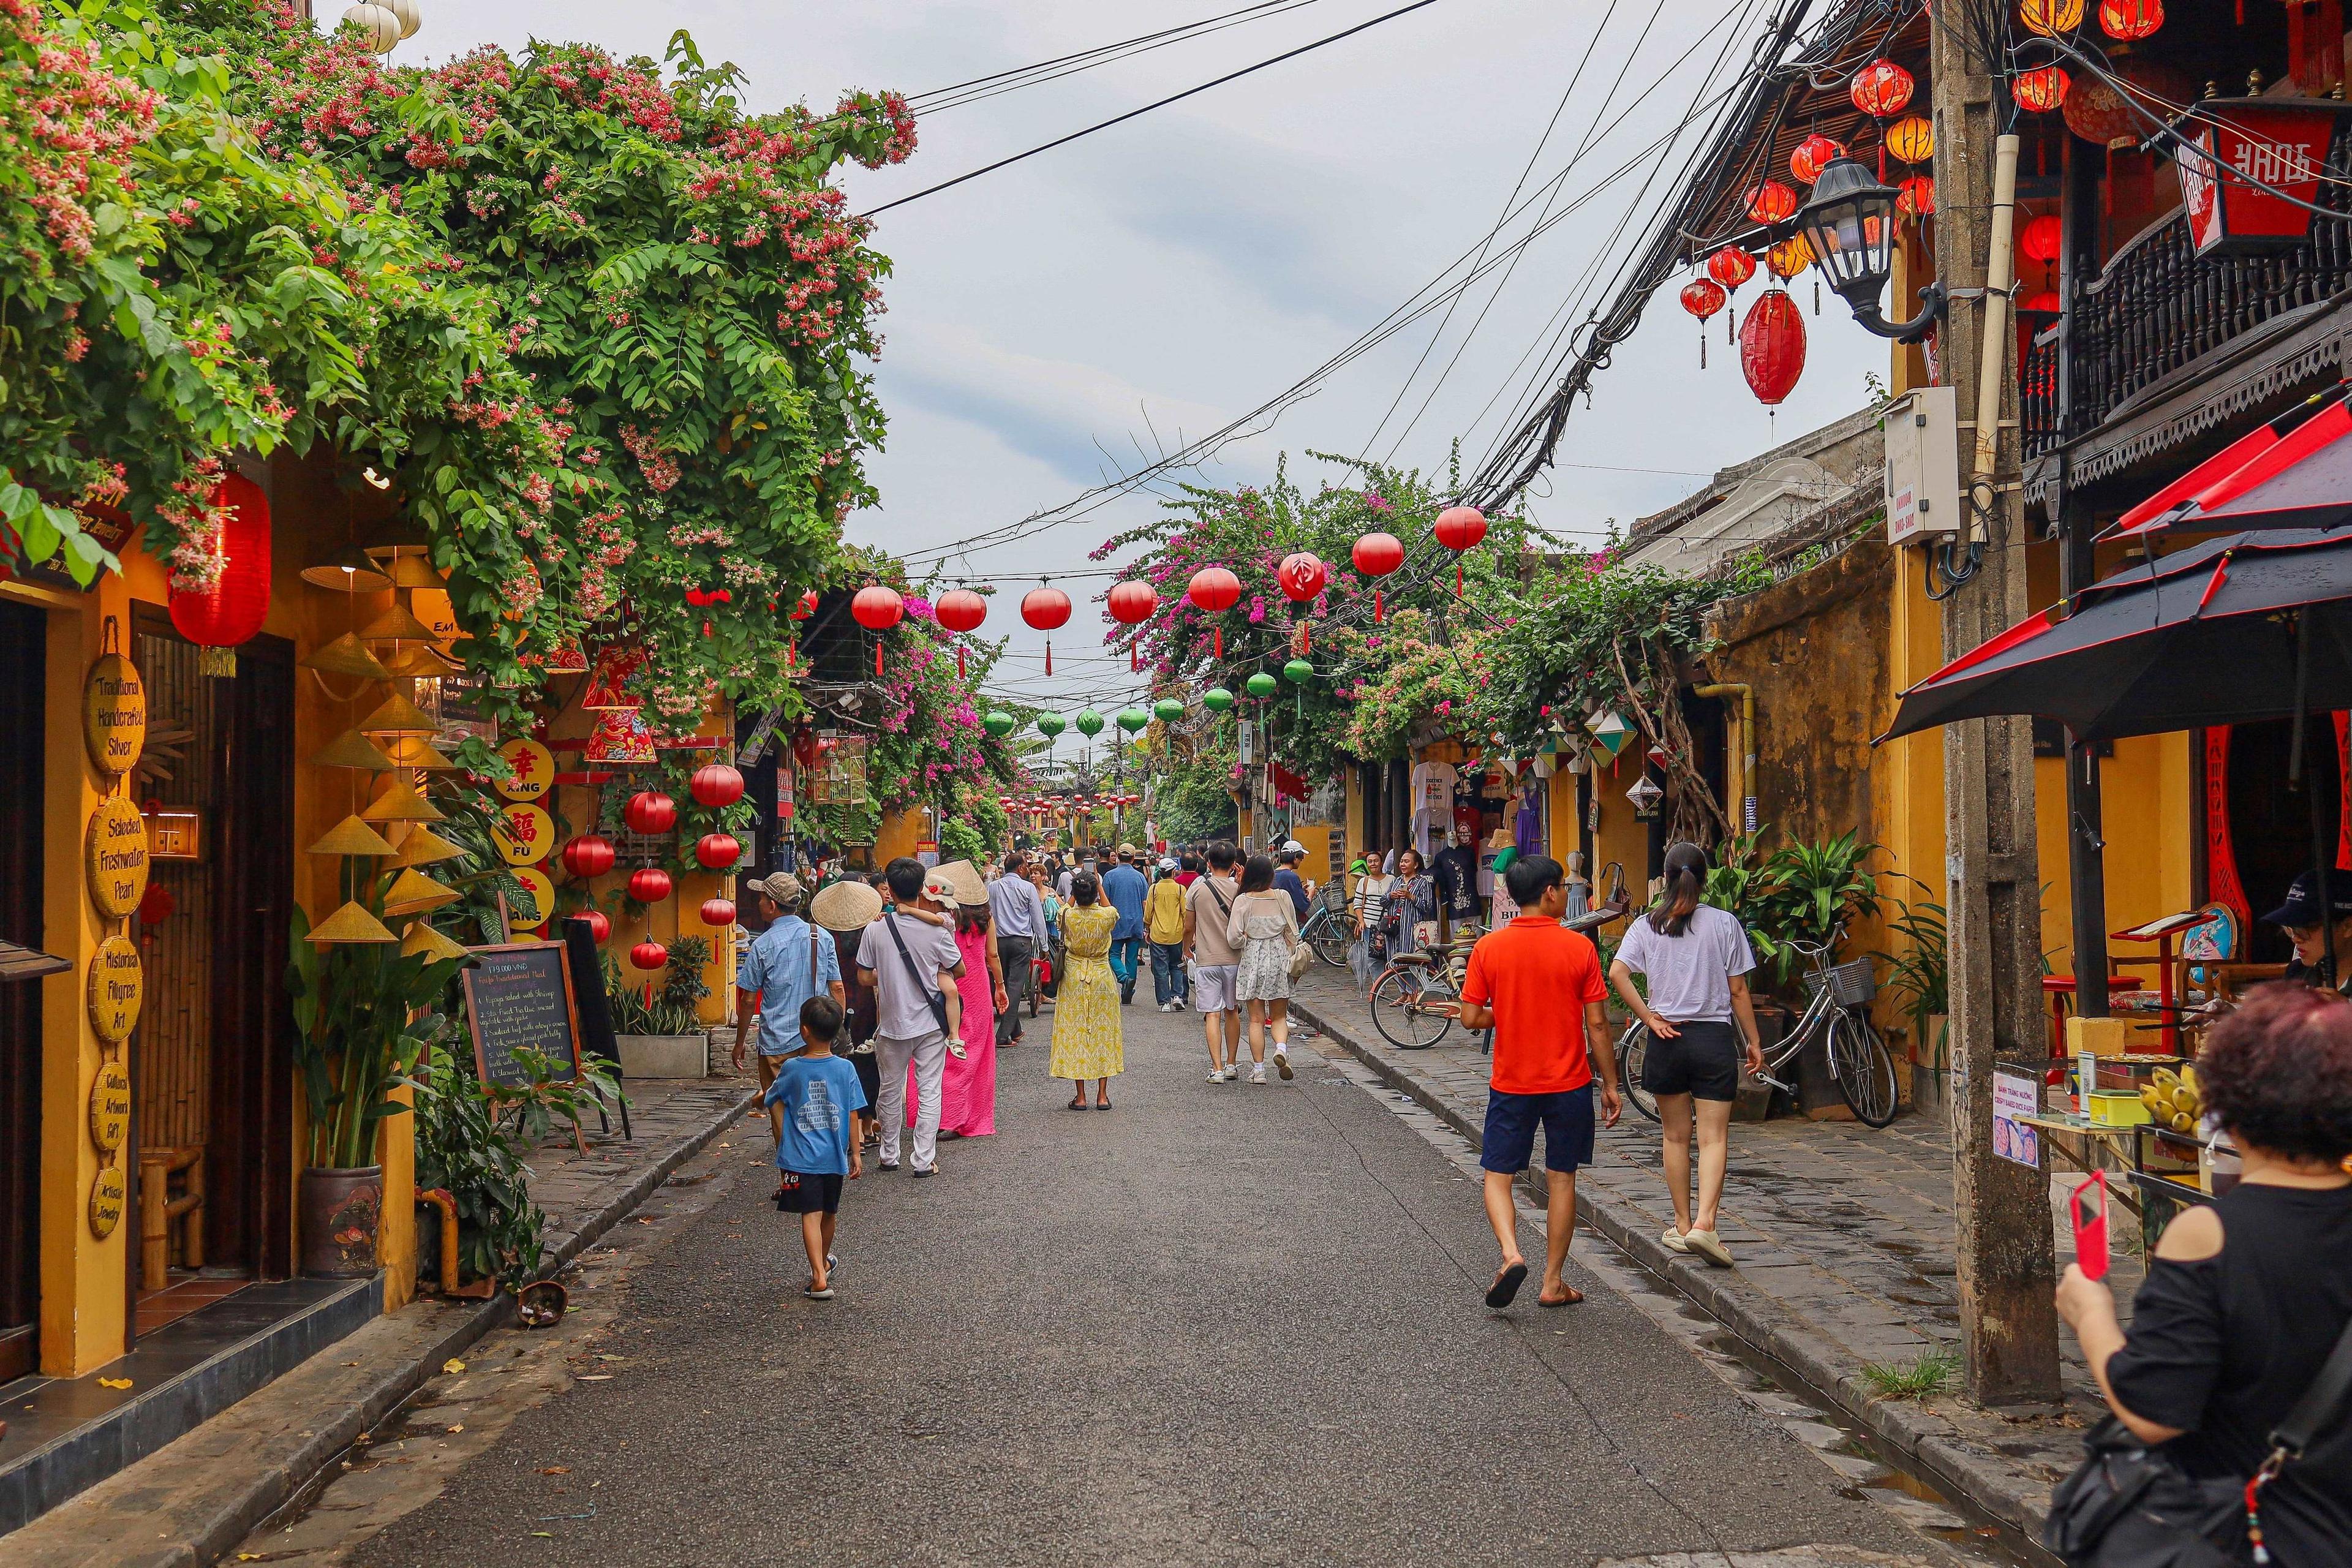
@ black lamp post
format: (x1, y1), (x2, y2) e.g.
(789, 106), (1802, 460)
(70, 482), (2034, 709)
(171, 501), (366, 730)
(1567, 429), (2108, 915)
(1795, 157), (1942, 342)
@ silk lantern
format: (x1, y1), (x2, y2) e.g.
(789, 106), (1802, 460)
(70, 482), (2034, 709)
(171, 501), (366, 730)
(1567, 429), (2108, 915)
(1274, 552), (1326, 650)
(168, 472), (272, 676)
(1186, 567), (1240, 657)
(2098, 0), (2162, 40)
(1790, 133), (1847, 184)
(1433, 505), (1488, 595)
(1744, 180), (1798, 224)
(1707, 246), (1757, 346)
(1351, 532), (1403, 623)
(578, 908), (611, 944)
(1896, 175), (1937, 217)
(851, 584), (903, 676)
(1106, 578), (1158, 671)
(562, 833), (616, 878)
(627, 866), (673, 903)
(1679, 277), (1727, 367)
(1740, 288), (1806, 407)
(2016, 65), (2070, 115)
(690, 761), (744, 808)
(2021, 0), (2084, 36)
(935, 587), (987, 677)
(1020, 584), (1072, 675)
(623, 789), (677, 834)
(1885, 115), (1934, 165)
(1850, 59), (1913, 118)
(629, 938), (669, 970)
(699, 898), (737, 929)
(695, 832), (741, 870)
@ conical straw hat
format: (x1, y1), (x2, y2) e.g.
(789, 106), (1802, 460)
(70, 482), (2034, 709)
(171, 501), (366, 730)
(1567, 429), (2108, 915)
(384, 736), (460, 772)
(390, 826), (466, 867)
(358, 602), (439, 643)
(401, 920), (470, 961)
(387, 553), (445, 589)
(358, 691), (439, 737)
(308, 900), (398, 944)
(308, 727), (399, 772)
(382, 868), (461, 916)
(809, 879), (883, 932)
(300, 633), (393, 680)
(377, 643), (461, 679)
(934, 859), (989, 908)
(309, 815), (398, 857)
(362, 778), (445, 823)
(298, 543), (393, 594)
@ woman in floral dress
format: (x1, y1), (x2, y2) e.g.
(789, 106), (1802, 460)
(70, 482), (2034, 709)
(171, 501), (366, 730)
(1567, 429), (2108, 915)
(1048, 871), (1123, 1109)
(1226, 853), (1303, 1084)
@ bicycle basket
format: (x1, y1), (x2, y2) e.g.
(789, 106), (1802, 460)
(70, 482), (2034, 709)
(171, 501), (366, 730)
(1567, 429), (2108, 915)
(1805, 958), (1877, 1007)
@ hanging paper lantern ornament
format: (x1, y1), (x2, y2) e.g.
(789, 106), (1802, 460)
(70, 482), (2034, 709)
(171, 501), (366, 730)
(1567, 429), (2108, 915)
(2098, 0), (2163, 41)
(629, 938), (669, 971)
(2062, 56), (2187, 146)
(851, 584), (903, 676)
(1885, 115), (1934, 165)
(689, 761), (744, 809)
(578, 908), (611, 944)
(1707, 245), (1757, 292)
(623, 789), (677, 835)
(1432, 505), (1488, 595)
(695, 832), (741, 870)
(1744, 179), (1799, 224)
(1036, 712), (1068, 740)
(1244, 671), (1279, 701)
(1789, 133), (1847, 185)
(1020, 585), (1072, 675)
(1202, 687), (1235, 714)
(2016, 64), (2071, 115)
(1766, 233), (1813, 279)
(1351, 532), (1404, 622)
(168, 472), (273, 676)
(562, 833), (616, 878)
(1850, 58), (1914, 118)
(983, 710), (1017, 738)
(1074, 709), (1106, 738)
(1117, 707), (1150, 736)
(699, 898), (737, 930)
(1896, 175), (1937, 217)
(628, 866), (673, 904)
(1106, 578), (1158, 671)
(934, 587), (987, 678)
(2021, 0), (2085, 36)
(1739, 289), (1807, 407)
(2018, 290), (2063, 314)
(1283, 657), (1314, 684)
(1679, 277), (1727, 367)
(1153, 696), (1185, 724)
(1185, 567), (1241, 657)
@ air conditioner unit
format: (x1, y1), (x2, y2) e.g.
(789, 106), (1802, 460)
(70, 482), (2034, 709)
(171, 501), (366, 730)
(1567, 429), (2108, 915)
(1884, 384), (1961, 546)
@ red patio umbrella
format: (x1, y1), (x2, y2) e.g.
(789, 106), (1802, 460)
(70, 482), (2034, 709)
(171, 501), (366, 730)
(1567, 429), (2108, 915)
(2111, 387), (2352, 537)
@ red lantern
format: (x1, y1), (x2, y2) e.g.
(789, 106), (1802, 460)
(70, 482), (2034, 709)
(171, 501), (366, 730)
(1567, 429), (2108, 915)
(699, 897), (737, 929)
(1351, 532), (1404, 623)
(851, 584), (903, 676)
(138, 880), (176, 927)
(1790, 133), (1847, 184)
(690, 761), (744, 808)
(1896, 175), (1937, 217)
(1739, 288), (1806, 407)
(562, 833), (616, 878)
(1707, 246), (1757, 291)
(2098, 0), (2162, 39)
(1186, 567), (1241, 657)
(2018, 290), (2062, 314)
(935, 587), (987, 677)
(1850, 59), (1914, 119)
(1679, 278), (1727, 368)
(695, 831), (741, 870)
(1106, 579), (1158, 671)
(578, 908), (611, 944)
(1744, 179), (1798, 224)
(2019, 214), (2063, 273)
(623, 790), (677, 834)
(629, 938), (669, 971)
(2016, 65), (2071, 116)
(1276, 552), (1327, 603)
(2063, 57), (2188, 147)
(1433, 506), (1488, 597)
(167, 472), (271, 677)
(1021, 584), (1072, 674)
(791, 725), (821, 769)
(627, 866), (673, 903)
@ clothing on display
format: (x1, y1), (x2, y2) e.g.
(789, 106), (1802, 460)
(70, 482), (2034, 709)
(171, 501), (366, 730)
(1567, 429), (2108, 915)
(1513, 784), (1544, 857)
(1409, 759), (1459, 859)
(1431, 843), (1481, 916)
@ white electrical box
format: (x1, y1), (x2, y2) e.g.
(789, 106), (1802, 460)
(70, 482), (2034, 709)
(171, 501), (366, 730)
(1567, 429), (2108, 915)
(1884, 384), (1961, 546)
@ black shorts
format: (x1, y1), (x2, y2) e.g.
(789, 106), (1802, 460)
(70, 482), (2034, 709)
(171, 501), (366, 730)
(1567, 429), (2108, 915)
(776, 1170), (845, 1215)
(850, 1049), (880, 1110)
(1640, 1019), (1741, 1102)
(1480, 1087), (1596, 1174)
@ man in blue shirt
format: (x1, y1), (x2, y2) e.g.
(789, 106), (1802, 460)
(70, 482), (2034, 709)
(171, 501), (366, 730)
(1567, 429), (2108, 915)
(764, 995), (865, 1299)
(732, 873), (845, 1147)
(987, 850), (1044, 1046)
(1273, 840), (1313, 921)
(1101, 845), (1150, 1006)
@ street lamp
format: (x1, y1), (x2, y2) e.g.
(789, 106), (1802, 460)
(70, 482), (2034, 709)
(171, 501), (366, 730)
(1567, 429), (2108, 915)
(1794, 157), (1942, 342)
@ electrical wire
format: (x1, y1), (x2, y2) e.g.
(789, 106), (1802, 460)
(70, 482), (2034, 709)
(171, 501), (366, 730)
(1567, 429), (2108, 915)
(910, 1), (1330, 116)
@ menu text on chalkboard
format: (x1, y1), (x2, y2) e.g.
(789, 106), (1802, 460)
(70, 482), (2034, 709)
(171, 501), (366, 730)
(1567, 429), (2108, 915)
(462, 943), (581, 1088)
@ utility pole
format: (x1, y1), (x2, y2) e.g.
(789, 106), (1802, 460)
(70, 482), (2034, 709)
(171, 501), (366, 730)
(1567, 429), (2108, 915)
(1929, 0), (2063, 1406)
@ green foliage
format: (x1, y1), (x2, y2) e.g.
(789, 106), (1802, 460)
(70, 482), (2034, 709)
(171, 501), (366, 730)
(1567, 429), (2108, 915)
(489, 1044), (624, 1150)
(938, 819), (986, 865)
(1877, 875), (1950, 1062)
(1860, 1351), (1958, 1401)
(415, 1042), (544, 1289)
(603, 936), (710, 1036)
(286, 906), (466, 1170)
(1703, 826), (1882, 990)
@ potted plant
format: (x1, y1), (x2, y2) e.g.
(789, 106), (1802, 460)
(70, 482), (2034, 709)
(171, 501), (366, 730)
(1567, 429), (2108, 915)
(1879, 878), (1950, 1122)
(606, 935), (713, 1079)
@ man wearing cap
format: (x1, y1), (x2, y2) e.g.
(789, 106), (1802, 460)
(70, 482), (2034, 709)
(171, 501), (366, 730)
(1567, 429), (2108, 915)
(733, 874), (846, 1153)
(1102, 845), (1150, 1006)
(2269, 869), (2352, 993)
(859, 858), (967, 1177)
(988, 850), (1043, 1046)
(1273, 841), (1313, 922)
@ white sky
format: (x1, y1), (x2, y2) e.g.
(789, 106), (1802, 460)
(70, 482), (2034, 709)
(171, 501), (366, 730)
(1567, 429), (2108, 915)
(405, 1), (1885, 737)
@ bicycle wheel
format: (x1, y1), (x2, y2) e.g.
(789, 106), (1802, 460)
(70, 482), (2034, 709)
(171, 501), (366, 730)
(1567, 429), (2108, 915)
(1617, 1022), (1659, 1122)
(1369, 968), (1455, 1050)
(1828, 1012), (1899, 1128)
(1310, 917), (1351, 969)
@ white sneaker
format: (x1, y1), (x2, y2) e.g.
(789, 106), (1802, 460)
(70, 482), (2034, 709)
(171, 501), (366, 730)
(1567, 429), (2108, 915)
(1250, 1065), (1267, 1085)
(1208, 1067), (1231, 1084)
(1683, 1228), (1735, 1267)
(1159, 1001), (1174, 1012)
(1273, 1049), (1292, 1081)
(1174, 998), (1188, 1011)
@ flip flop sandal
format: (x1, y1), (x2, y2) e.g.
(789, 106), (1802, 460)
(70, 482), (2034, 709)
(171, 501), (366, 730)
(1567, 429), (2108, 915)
(1485, 1261), (1529, 1309)
(1068, 1097), (1090, 1110)
(1539, 1287), (1584, 1308)
(804, 1286), (835, 1300)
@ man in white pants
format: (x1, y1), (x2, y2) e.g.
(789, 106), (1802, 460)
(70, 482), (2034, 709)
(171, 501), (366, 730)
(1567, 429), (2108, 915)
(856, 857), (965, 1177)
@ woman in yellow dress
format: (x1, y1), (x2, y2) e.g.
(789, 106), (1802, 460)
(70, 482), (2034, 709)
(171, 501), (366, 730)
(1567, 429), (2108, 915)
(1050, 871), (1124, 1108)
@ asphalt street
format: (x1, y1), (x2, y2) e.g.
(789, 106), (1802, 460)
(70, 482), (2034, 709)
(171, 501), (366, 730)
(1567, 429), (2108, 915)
(347, 1003), (1949, 1567)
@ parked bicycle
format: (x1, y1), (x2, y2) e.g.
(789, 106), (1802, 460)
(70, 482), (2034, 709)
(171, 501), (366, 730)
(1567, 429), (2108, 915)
(1366, 865), (1630, 1050)
(1616, 933), (1898, 1127)
(1300, 882), (1353, 969)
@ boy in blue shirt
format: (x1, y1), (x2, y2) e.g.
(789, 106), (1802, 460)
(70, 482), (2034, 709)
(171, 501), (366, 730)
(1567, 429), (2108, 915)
(763, 996), (866, 1300)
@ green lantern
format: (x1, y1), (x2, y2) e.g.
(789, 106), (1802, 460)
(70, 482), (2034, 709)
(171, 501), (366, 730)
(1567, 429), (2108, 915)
(1202, 687), (1235, 714)
(1075, 709), (1105, 737)
(1036, 712), (1068, 739)
(1245, 671), (1278, 699)
(982, 710), (1016, 739)
(1283, 658), (1314, 684)
(1153, 696), (1185, 723)
(1117, 707), (1150, 734)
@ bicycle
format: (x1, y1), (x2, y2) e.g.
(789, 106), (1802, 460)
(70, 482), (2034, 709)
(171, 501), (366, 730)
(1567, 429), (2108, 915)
(1615, 934), (1899, 1128)
(1300, 883), (1353, 969)
(1366, 867), (1632, 1051)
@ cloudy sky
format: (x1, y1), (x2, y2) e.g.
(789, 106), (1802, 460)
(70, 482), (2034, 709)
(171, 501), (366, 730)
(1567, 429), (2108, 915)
(407, 0), (1883, 726)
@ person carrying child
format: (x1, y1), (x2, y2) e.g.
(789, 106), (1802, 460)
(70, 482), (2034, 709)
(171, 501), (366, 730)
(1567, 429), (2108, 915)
(763, 995), (867, 1300)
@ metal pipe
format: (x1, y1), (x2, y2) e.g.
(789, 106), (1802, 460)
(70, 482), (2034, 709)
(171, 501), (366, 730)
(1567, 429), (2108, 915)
(1967, 134), (2022, 544)
(1693, 682), (1757, 837)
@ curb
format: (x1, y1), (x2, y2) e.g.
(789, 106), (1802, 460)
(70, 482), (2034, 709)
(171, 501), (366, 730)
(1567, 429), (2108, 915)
(7, 1085), (758, 1568)
(1292, 996), (2054, 1547)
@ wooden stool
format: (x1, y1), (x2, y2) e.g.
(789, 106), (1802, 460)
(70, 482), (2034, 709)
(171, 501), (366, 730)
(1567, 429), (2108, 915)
(137, 1145), (204, 1292)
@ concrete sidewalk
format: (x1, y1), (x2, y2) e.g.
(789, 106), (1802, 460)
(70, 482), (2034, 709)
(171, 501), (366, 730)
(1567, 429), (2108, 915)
(1289, 967), (2108, 1542)
(6, 1072), (760, 1568)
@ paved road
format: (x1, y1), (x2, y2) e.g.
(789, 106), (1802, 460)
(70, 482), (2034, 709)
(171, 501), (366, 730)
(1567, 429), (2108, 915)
(348, 1006), (1947, 1567)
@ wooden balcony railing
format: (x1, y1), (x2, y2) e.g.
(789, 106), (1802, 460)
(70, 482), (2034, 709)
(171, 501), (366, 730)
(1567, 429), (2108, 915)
(2022, 118), (2352, 458)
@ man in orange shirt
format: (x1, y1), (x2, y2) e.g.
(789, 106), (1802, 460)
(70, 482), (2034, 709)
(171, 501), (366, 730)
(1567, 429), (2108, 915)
(1458, 854), (1622, 1310)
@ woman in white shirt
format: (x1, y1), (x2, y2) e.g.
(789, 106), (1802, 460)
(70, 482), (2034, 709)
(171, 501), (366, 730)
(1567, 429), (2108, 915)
(1607, 842), (1765, 1268)
(1348, 845), (1396, 987)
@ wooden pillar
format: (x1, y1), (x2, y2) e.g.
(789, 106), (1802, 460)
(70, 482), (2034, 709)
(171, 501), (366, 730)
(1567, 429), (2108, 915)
(2058, 130), (2111, 1019)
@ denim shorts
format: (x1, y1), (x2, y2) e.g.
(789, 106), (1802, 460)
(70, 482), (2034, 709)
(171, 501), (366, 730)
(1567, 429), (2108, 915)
(1480, 1085), (1596, 1174)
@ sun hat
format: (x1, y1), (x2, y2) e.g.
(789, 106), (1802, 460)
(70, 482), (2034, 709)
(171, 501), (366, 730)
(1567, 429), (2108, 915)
(932, 859), (990, 908)
(809, 879), (883, 931)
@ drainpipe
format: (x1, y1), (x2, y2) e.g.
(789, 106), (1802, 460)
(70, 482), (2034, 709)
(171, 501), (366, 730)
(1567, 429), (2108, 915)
(1693, 682), (1756, 837)
(1967, 134), (2022, 546)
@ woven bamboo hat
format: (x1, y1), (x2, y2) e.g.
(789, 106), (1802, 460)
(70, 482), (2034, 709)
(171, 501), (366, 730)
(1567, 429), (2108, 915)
(809, 878), (883, 932)
(933, 859), (989, 908)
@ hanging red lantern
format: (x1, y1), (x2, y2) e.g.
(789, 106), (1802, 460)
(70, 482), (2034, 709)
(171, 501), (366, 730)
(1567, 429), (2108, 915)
(2019, 213), (2064, 267)
(2016, 65), (2071, 115)
(629, 938), (669, 971)
(1433, 506), (1488, 597)
(1679, 277), (1727, 368)
(2018, 290), (2063, 314)
(791, 725), (821, 769)
(578, 908), (611, 944)
(1276, 552), (1327, 603)
(1739, 288), (1807, 407)
(1789, 133), (1847, 185)
(562, 833), (616, 878)
(138, 880), (176, 927)
(1106, 579), (1158, 671)
(623, 790), (677, 835)
(1186, 566), (1241, 657)
(851, 584), (903, 676)
(1744, 179), (1799, 224)
(689, 761), (744, 808)
(627, 866), (673, 903)
(695, 831), (741, 870)
(2098, 0), (2163, 40)
(1707, 246), (1757, 291)
(1850, 59), (1914, 119)
(1896, 175), (1937, 217)
(699, 897), (737, 929)
(2062, 57), (2188, 146)
(168, 472), (272, 677)
(1350, 532), (1404, 623)
(935, 587), (987, 678)
(791, 588), (818, 619)
(1021, 584), (1072, 674)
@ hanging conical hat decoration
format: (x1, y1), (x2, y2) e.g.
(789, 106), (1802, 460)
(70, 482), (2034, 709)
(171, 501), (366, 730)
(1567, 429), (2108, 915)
(307, 727), (400, 772)
(401, 920), (470, 962)
(308, 900), (398, 944)
(390, 826), (466, 867)
(362, 777), (445, 823)
(308, 815), (398, 856)
(381, 867), (461, 916)
(377, 642), (461, 679)
(543, 636), (589, 674)
(384, 735), (461, 772)
(581, 709), (656, 763)
(579, 647), (643, 712)
(299, 633), (393, 680)
(385, 552), (444, 590)
(357, 690), (439, 737)
(357, 601), (440, 644)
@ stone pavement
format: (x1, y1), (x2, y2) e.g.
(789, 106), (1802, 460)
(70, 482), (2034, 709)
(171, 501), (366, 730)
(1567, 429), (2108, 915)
(1289, 967), (2118, 1540)
(6, 1066), (760, 1568)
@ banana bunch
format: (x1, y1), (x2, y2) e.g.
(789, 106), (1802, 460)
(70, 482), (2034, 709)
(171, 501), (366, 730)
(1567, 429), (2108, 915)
(2139, 1064), (2203, 1134)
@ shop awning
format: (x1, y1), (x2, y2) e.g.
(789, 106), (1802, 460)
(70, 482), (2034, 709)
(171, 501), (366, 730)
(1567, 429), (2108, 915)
(2110, 386), (2352, 537)
(0, 941), (70, 983)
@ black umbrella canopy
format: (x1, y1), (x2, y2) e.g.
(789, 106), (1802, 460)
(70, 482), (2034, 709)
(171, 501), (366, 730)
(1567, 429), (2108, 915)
(1879, 530), (2352, 744)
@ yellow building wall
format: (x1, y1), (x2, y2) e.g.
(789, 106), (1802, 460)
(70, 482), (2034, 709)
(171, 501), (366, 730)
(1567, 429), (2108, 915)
(876, 807), (921, 864)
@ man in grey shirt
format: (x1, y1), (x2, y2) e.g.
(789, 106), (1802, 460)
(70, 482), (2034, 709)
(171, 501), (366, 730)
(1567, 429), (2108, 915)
(987, 850), (1042, 1046)
(856, 857), (966, 1177)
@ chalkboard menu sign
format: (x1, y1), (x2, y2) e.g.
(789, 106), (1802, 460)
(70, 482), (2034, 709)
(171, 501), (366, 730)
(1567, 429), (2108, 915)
(461, 943), (581, 1088)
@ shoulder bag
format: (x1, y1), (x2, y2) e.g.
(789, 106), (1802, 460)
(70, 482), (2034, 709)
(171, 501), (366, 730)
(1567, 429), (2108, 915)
(881, 913), (954, 1038)
(2044, 1309), (2352, 1567)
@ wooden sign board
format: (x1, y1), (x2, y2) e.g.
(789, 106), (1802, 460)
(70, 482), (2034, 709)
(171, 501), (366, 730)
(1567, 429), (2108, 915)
(82, 652), (145, 777)
(85, 794), (149, 919)
(461, 942), (581, 1090)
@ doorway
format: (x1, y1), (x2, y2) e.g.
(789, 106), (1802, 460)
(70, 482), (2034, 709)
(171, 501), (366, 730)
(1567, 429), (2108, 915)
(2223, 714), (2343, 965)
(0, 601), (45, 1382)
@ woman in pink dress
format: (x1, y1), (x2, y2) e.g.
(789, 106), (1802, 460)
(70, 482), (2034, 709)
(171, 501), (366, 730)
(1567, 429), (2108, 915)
(910, 897), (1003, 1140)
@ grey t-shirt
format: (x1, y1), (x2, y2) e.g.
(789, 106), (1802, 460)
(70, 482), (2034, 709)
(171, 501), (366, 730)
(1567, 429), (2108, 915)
(1611, 905), (1755, 1024)
(858, 913), (962, 1041)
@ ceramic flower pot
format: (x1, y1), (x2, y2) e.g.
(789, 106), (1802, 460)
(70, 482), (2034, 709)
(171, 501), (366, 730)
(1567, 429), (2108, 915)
(298, 1165), (383, 1279)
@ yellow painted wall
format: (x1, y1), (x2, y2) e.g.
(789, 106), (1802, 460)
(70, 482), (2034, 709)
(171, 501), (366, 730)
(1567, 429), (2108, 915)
(876, 806), (921, 864)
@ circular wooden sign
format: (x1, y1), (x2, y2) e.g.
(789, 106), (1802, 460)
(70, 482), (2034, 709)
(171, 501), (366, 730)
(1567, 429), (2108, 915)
(89, 1060), (130, 1153)
(82, 652), (146, 777)
(493, 802), (554, 865)
(89, 1165), (126, 1239)
(509, 866), (555, 929)
(88, 933), (143, 1044)
(85, 794), (150, 919)
(496, 739), (555, 802)
(410, 587), (461, 642)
